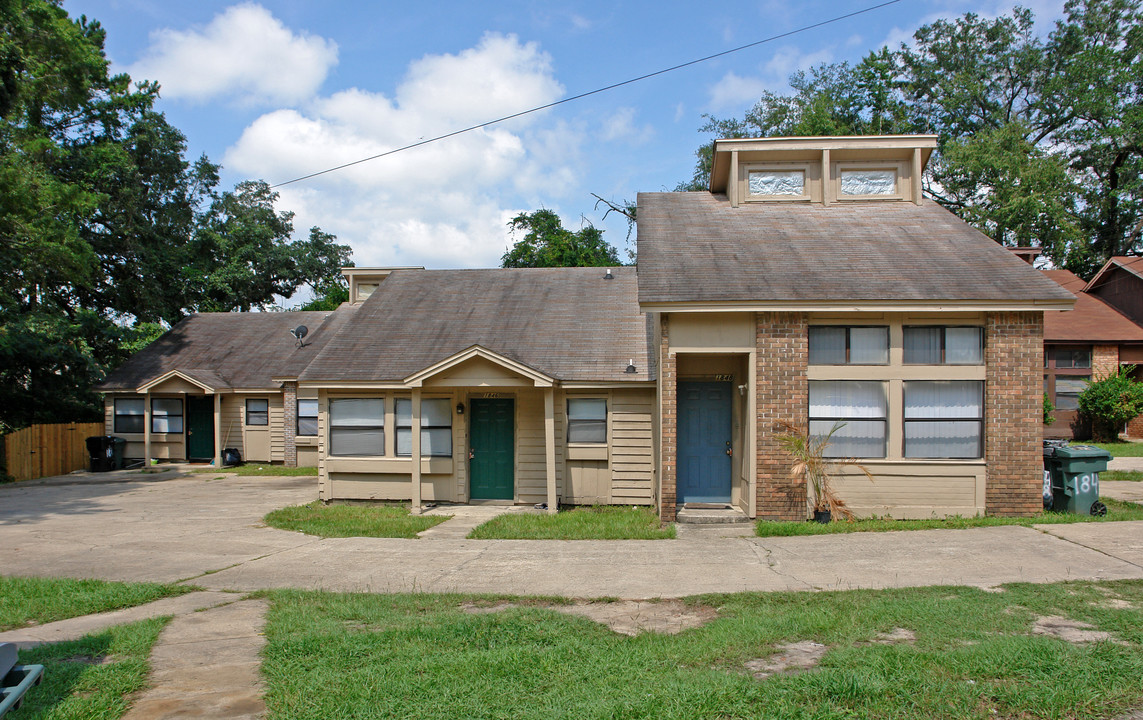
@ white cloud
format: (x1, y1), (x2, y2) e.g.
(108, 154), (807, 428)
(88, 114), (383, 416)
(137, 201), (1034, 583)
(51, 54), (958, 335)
(707, 46), (832, 111)
(708, 72), (770, 111)
(600, 107), (654, 144)
(224, 32), (577, 269)
(126, 3), (338, 105)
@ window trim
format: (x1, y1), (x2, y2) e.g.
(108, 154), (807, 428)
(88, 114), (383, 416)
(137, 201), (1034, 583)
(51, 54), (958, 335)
(328, 397), (385, 457)
(113, 397), (145, 434)
(808, 325), (890, 366)
(1044, 345), (1092, 416)
(245, 398), (269, 427)
(902, 326), (984, 366)
(395, 397), (453, 457)
(296, 398), (319, 437)
(902, 380), (984, 459)
(150, 397), (183, 435)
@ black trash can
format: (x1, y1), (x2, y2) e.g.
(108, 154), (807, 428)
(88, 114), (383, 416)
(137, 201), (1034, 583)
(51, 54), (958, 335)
(85, 436), (114, 472)
(222, 448), (242, 467)
(109, 437), (127, 470)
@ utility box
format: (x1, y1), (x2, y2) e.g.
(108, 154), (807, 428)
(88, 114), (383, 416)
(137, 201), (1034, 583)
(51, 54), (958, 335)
(1043, 444), (1111, 516)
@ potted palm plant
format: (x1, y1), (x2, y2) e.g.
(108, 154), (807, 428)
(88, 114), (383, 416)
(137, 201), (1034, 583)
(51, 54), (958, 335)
(776, 421), (872, 523)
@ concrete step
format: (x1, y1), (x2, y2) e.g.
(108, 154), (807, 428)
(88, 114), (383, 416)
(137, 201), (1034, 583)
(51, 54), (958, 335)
(676, 505), (751, 525)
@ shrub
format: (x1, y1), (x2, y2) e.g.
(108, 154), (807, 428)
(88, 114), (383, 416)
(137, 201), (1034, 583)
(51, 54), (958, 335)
(1078, 365), (1143, 442)
(1043, 392), (1055, 425)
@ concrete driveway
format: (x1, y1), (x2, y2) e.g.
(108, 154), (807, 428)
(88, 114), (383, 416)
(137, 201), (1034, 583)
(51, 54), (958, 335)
(2, 472), (1142, 598)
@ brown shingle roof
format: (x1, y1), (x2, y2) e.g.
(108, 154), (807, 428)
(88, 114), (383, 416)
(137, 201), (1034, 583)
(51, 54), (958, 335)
(98, 310), (349, 391)
(636, 193), (1076, 306)
(300, 267), (651, 383)
(1041, 270), (1143, 343)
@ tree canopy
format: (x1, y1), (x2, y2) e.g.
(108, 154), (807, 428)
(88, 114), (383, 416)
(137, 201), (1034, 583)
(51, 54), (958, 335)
(0, 0), (351, 430)
(501, 209), (621, 268)
(681, 0), (1143, 277)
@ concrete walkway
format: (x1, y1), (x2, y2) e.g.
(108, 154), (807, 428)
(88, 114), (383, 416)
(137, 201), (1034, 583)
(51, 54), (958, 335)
(416, 503), (539, 539)
(0, 591), (238, 649)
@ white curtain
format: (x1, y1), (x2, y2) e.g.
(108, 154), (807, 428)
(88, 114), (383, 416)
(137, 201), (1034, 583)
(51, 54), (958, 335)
(850, 327), (888, 364)
(808, 327), (846, 364)
(329, 398), (384, 456)
(809, 381), (887, 457)
(945, 327), (983, 364)
(903, 327), (942, 364)
(395, 398), (453, 457)
(904, 381), (982, 458)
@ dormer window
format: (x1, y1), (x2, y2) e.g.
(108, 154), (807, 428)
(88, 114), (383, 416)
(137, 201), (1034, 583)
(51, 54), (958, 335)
(357, 282), (378, 301)
(742, 163), (813, 202)
(840, 169), (897, 196)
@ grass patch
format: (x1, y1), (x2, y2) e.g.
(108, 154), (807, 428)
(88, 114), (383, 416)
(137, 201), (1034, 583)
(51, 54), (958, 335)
(0, 577), (192, 632)
(467, 505), (675, 540)
(8, 617), (167, 720)
(260, 580), (1143, 720)
(1090, 442), (1143, 457)
(192, 465), (318, 476)
(755, 498), (1143, 537)
(1105, 470), (1143, 482)
(264, 501), (450, 538)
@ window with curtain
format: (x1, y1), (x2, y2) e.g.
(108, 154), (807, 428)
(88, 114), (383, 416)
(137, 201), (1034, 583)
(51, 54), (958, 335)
(567, 398), (607, 444)
(245, 399), (269, 426)
(329, 398), (384, 456)
(1053, 377), (1089, 411)
(114, 398), (145, 433)
(809, 326), (889, 364)
(297, 399), (318, 436)
(809, 381), (887, 458)
(904, 381), (983, 458)
(151, 398), (183, 434)
(903, 327), (983, 365)
(395, 398), (453, 457)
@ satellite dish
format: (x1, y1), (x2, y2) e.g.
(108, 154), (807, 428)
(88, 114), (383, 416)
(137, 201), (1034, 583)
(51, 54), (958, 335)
(289, 325), (309, 340)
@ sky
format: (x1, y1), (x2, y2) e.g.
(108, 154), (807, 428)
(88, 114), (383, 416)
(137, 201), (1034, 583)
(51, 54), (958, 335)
(67, 0), (1068, 273)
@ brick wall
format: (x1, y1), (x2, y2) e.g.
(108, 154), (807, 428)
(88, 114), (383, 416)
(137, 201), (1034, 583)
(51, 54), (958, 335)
(283, 382), (298, 467)
(755, 312), (809, 521)
(659, 314), (678, 522)
(985, 312), (1043, 516)
(1093, 345), (1119, 379)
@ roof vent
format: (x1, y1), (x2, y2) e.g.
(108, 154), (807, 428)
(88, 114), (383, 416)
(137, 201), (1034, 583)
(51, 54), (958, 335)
(289, 325), (309, 348)
(604, 268), (614, 280)
(625, 359), (636, 374)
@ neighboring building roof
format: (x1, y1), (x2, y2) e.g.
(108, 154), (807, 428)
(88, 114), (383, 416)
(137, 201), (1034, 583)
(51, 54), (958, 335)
(300, 267), (651, 384)
(1085, 255), (1143, 290)
(636, 192), (1077, 308)
(1042, 270), (1143, 344)
(98, 310), (348, 391)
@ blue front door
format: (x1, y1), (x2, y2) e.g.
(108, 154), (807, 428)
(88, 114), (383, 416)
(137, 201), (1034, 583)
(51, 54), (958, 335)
(677, 381), (733, 504)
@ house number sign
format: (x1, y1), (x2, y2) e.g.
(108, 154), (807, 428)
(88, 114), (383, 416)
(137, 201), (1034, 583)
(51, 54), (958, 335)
(714, 374), (733, 381)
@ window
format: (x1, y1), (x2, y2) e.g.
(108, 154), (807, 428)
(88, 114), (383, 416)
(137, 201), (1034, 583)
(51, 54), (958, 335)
(809, 326), (889, 365)
(904, 381), (983, 458)
(1054, 348), (1091, 369)
(748, 170), (805, 196)
(245, 399), (269, 426)
(567, 398), (607, 444)
(297, 399), (318, 436)
(329, 398), (384, 456)
(903, 327), (983, 365)
(395, 398), (453, 457)
(357, 282), (378, 301)
(840, 168), (897, 196)
(1054, 377), (1089, 411)
(114, 398), (145, 434)
(151, 398), (183, 434)
(809, 381), (887, 458)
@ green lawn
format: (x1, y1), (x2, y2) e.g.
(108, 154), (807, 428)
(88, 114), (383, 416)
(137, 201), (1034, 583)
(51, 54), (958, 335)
(8, 618), (168, 720)
(467, 505), (675, 540)
(260, 581), (1143, 720)
(192, 465), (318, 476)
(0, 576), (192, 632)
(755, 498), (1143, 537)
(264, 502), (450, 538)
(1105, 470), (1143, 482)
(1090, 442), (1143, 457)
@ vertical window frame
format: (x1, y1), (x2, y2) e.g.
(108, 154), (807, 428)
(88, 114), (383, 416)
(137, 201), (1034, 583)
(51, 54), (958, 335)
(245, 398), (269, 426)
(113, 397), (145, 434)
(296, 399), (319, 437)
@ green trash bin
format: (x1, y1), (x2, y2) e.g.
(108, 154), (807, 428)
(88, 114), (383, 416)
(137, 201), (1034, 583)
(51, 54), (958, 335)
(1048, 445), (1111, 516)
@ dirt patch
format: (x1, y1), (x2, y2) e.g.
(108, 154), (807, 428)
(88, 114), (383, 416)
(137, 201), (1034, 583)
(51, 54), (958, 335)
(860, 627), (916, 645)
(745, 641), (829, 680)
(551, 600), (717, 636)
(62, 654), (115, 665)
(1032, 615), (1125, 645)
(1092, 598), (1137, 610)
(458, 599), (716, 636)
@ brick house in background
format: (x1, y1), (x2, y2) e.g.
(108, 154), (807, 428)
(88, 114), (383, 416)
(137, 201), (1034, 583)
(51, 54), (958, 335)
(99, 135), (1075, 522)
(1041, 269), (1143, 440)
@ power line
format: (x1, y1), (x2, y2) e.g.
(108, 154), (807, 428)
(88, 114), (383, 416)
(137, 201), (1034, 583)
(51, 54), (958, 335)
(270, 0), (904, 188)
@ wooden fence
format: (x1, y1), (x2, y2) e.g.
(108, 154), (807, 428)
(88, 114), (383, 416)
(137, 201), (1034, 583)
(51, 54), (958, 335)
(2, 422), (105, 482)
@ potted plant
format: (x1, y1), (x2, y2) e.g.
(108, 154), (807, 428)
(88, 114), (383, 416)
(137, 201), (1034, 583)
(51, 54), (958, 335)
(776, 421), (872, 523)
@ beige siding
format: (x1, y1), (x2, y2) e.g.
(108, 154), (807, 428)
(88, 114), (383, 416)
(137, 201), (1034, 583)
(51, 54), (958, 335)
(832, 463), (986, 519)
(610, 389), (654, 504)
(269, 393), (285, 462)
(515, 392), (547, 504)
(219, 396), (244, 457)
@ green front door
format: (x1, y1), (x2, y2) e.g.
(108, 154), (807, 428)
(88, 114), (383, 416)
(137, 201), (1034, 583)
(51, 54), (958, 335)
(469, 398), (514, 500)
(185, 396), (215, 461)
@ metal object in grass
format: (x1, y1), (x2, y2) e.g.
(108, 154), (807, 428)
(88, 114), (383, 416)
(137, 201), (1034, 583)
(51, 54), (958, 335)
(0, 642), (44, 717)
